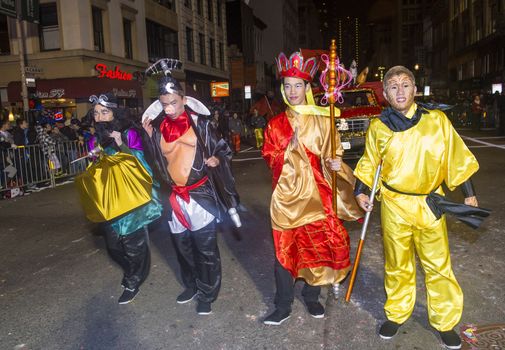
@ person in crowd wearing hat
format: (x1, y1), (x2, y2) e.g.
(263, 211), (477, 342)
(142, 74), (240, 316)
(261, 51), (362, 325)
(87, 93), (162, 304)
(354, 66), (482, 349)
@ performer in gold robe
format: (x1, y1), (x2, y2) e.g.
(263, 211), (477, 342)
(262, 51), (362, 325)
(354, 66), (480, 350)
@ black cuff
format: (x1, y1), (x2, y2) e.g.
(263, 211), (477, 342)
(460, 179), (476, 198)
(354, 178), (370, 196)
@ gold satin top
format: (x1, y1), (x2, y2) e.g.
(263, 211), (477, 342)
(160, 128), (197, 186)
(355, 103), (479, 227)
(271, 109), (361, 230)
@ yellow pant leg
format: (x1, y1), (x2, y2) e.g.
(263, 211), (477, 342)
(254, 128), (264, 148)
(412, 216), (463, 331)
(381, 199), (417, 324)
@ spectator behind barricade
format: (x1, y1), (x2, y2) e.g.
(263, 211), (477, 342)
(228, 112), (243, 154)
(250, 108), (266, 149)
(13, 118), (37, 146)
(1, 117), (15, 191)
(1, 117), (14, 149)
(210, 110), (221, 137)
(54, 112), (77, 141)
(35, 122), (62, 176)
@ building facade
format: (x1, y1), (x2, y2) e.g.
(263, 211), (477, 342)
(0, 0), (229, 119)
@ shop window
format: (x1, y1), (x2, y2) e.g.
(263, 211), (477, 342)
(146, 19), (178, 62)
(0, 14), (9, 55)
(123, 18), (133, 59)
(209, 38), (215, 67)
(186, 27), (194, 62)
(207, 0), (213, 21)
(39, 3), (60, 51)
(199, 33), (206, 65)
(92, 6), (105, 52)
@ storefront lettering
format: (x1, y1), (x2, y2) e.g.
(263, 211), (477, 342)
(95, 63), (133, 81)
(113, 88), (136, 98)
(36, 89), (65, 98)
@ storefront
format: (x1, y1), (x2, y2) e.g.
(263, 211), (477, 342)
(7, 66), (144, 121)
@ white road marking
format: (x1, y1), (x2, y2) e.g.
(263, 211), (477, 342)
(461, 135), (505, 150)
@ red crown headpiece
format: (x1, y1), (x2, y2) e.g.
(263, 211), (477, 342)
(276, 51), (319, 82)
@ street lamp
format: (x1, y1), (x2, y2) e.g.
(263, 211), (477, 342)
(414, 63), (420, 71)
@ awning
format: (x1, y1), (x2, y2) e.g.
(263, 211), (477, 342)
(7, 77), (143, 102)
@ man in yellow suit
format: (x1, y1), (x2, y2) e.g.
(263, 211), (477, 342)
(354, 66), (480, 350)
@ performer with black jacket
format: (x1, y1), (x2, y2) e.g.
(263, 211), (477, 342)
(142, 71), (240, 316)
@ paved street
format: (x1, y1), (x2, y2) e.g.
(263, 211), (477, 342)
(1, 130), (504, 350)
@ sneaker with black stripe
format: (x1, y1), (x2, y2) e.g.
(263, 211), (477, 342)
(438, 329), (462, 350)
(379, 320), (402, 339)
(263, 309), (291, 326)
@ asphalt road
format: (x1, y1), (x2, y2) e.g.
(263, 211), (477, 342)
(1, 130), (504, 350)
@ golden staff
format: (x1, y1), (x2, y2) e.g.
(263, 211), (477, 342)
(328, 39), (339, 212)
(345, 163), (382, 302)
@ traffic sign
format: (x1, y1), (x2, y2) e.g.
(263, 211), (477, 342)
(25, 66), (43, 74)
(21, 0), (39, 23)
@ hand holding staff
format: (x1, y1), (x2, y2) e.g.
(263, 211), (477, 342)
(345, 163), (382, 302)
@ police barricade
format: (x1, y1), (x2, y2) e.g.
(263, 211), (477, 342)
(0, 141), (89, 199)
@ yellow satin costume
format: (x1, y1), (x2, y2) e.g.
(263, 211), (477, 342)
(354, 103), (479, 331)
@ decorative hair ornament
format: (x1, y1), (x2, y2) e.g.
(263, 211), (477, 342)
(89, 94), (118, 108)
(319, 54), (353, 105)
(276, 51), (319, 82)
(145, 58), (183, 77)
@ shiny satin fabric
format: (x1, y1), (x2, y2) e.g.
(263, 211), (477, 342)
(270, 109), (362, 230)
(382, 201), (463, 331)
(354, 105), (475, 330)
(76, 152), (153, 223)
(355, 104), (479, 228)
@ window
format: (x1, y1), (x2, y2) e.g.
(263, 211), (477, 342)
(146, 19), (178, 62)
(209, 38), (215, 67)
(154, 0), (175, 11)
(199, 33), (206, 64)
(219, 42), (224, 69)
(186, 27), (194, 61)
(197, 0), (203, 15)
(123, 19), (133, 59)
(216, 0), (222, 26)
(207, 0), (213, 21)
(39, 3), (60, 51)
(92, 6), (104, 52)
(0, 14), (11, 55)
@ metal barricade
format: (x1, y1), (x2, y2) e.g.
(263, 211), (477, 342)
(1, 140), (89, 198)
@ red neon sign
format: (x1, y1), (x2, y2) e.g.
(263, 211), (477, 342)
(95, 63), (133, 81)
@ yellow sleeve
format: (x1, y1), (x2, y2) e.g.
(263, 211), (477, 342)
(440, 111), (479, 190)
(354, 118), (385, 188)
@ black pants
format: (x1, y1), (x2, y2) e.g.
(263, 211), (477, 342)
(273, 259), (321, 312)
(171, 220), (221, 303)
(103, 225), (150, 290)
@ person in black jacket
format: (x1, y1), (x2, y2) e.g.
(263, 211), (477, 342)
(142, 75), (239, 316)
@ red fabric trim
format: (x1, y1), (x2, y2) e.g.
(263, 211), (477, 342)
(170, 175), (209, 229)
(160, 111), (190, 143)
(280, 67), (312, 81)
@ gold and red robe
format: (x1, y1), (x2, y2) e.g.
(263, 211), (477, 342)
(262, 109), (362, 286)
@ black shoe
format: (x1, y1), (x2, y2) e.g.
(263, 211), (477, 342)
(263, 309), (291, 325)
(176, 288), (197, 304)
(438, 329), (462, 349)
(305, 301), (325, 318)
(196, 301), (212, 315)
(118, 288), (139, 304)
(379, 320), (402, 339)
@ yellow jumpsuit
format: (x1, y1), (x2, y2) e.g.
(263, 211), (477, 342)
(354, 103), (479, 331)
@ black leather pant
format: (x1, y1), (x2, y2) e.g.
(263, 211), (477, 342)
(103, 225), (150, 290)
(171, 220), (221, 303)
(273, 259), (321, 313)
